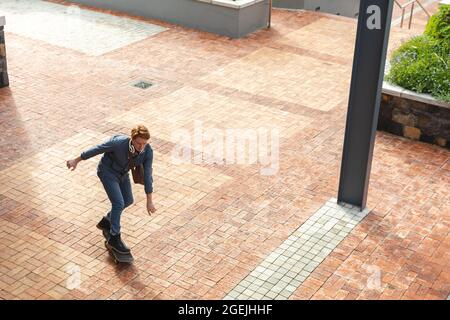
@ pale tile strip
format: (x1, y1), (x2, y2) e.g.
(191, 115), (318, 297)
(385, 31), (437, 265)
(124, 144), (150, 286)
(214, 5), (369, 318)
(224, 198), (370, 300)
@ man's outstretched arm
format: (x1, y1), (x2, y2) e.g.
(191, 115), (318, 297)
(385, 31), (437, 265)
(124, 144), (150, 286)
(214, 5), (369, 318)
(66, 136), (116, 171)
(80, 136), (116, 160)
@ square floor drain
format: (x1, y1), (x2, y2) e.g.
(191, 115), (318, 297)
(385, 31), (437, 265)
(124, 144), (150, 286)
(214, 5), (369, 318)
(133, 80), (153, 89)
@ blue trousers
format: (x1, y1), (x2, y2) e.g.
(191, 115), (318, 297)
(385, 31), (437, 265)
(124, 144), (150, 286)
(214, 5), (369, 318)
(97, 168), (133, 236)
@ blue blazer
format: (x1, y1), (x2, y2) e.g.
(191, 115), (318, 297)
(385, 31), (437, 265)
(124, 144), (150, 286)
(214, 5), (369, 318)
(81, 135), (153, 194)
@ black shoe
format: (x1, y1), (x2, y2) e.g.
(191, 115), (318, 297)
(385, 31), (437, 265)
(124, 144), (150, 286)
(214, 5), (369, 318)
(107, 233), (130, 254)
(96, 216), (110, 231)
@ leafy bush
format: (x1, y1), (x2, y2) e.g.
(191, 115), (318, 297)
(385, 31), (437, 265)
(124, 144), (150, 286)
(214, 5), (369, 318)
(424, 4), (450, 44)
(386, 5), (450, 102)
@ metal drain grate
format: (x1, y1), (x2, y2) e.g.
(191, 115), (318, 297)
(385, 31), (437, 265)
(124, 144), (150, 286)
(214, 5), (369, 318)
(132, 80), (153, 89)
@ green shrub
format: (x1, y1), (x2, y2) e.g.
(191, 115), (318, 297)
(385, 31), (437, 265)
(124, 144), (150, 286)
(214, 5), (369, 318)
(386, 6), (450, 103)
(424, 4), (450, 44)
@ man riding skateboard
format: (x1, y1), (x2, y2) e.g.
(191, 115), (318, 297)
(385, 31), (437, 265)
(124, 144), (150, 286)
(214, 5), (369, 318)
(66, 125), (156, 256)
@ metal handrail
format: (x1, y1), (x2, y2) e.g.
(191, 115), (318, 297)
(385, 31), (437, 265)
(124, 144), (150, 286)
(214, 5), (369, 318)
(394, 0), (431, 29)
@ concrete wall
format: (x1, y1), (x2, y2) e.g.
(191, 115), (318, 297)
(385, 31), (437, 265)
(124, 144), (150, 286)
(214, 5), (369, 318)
(274, 0), (360, 17)
(67, 0), (270, 38)
(238, 1), (271, 38)
(272, 0), (305, 10)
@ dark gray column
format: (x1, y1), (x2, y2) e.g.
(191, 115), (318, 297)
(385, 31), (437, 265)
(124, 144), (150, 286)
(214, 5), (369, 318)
(0, 16), (9, 88)
(337, 0), (394, 210)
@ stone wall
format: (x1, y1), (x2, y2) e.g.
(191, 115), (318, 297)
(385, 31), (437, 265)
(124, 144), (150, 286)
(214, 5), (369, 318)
(378, 86), (450, 148)
(0, 17), (8, 88)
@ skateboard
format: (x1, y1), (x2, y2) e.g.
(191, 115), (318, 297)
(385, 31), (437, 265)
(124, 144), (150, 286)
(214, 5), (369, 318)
(101, 227), (134, 264)
(104, 241), (134, 264)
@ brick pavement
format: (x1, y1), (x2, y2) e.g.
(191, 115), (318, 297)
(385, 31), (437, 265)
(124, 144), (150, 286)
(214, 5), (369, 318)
(0, 1), (448, 300)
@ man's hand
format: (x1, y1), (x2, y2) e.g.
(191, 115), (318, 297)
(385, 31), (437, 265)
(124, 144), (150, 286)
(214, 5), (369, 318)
(66, 157), (81, 171)
(146, 193), (156, 215)
(147, 201), (156, 215)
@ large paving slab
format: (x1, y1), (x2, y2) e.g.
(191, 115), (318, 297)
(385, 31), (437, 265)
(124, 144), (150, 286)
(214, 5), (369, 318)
(0, 0), (166, 56)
